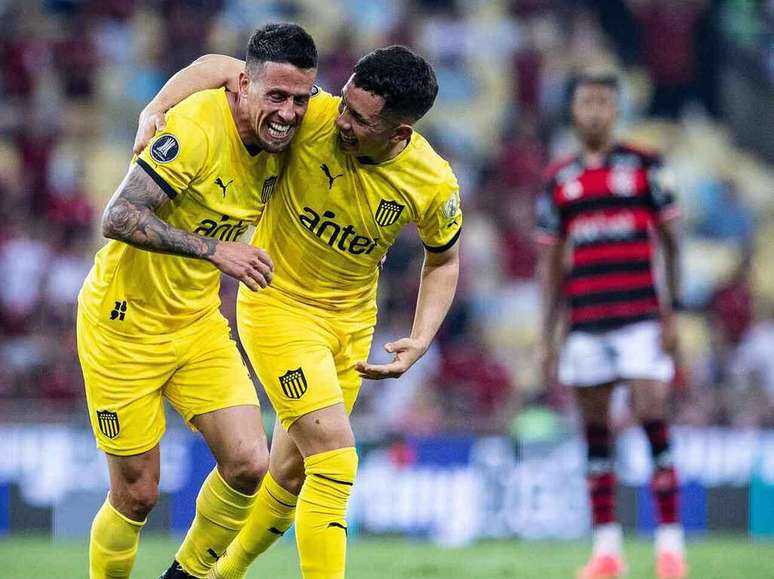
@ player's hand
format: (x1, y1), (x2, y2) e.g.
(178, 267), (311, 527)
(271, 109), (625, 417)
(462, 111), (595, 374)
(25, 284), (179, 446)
(209, 242), (273, 291)
(355, 337), (427, 380)
(133, 108), (167, 155)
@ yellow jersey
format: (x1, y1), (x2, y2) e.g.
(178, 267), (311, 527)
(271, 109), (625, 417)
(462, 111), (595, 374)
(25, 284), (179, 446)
(240, 89), (462, 322)
(79, 89), (284, 336)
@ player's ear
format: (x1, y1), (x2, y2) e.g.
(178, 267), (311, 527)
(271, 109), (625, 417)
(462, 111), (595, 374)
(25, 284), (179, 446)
(391, 124), (413, 144)
(238, 70), (250, 97)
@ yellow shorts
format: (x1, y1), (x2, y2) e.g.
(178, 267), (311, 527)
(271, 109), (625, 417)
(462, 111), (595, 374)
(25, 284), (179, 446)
(77, 308), (258, 456)
(237, 289), (374, 430)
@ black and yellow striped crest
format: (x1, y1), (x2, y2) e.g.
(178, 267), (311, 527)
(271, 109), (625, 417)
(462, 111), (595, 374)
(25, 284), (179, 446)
(261, 176), (277, 203)
(279, 367), (308, 399)
(374, 199), (405, 227)
(97, 410), (120, 439)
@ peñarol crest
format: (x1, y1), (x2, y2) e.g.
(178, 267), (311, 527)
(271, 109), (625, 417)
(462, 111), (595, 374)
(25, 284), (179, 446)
(374, 199), (405, 227)
(279, 368), (307, 399)
(97, 410), (120, 439)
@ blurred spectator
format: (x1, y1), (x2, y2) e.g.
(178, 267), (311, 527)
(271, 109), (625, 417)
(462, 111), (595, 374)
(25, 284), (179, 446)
(694, 178), (755, 251)
(630, 0), (707, 118)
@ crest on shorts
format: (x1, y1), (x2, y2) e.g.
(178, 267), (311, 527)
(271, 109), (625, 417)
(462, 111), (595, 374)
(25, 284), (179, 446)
(97, 410), (120, 439)
(374, 199), (405, 227)
(279, 367), (307, 399)
(261, 176), (277, 203)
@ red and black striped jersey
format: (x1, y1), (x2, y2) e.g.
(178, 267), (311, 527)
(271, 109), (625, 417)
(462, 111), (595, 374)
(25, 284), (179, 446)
(535, 144), (679, 333)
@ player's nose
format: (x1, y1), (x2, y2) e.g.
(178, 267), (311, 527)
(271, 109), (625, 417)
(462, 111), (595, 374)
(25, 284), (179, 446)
(277, 100), (295, 123)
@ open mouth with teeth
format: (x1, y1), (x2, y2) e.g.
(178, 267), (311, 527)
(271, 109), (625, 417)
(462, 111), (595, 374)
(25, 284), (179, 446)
(339, 133), (357, 147)
(267, 121), (293, 140)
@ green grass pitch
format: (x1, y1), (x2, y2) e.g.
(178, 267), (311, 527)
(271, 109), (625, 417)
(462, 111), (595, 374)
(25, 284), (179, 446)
(1, 534), (772, 578)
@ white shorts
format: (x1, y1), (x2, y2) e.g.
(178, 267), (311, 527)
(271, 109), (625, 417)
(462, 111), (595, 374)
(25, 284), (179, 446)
(558, 320), (674, 387)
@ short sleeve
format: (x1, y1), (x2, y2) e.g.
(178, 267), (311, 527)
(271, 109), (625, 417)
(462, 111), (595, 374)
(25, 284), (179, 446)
(418, 180), (463, 253)
(646, 158), (680, 222)
(136, 111), (209, 199)
(535, 186), (562, 244)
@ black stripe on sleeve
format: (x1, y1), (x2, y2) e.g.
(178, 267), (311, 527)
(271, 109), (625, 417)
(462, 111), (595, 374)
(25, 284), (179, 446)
(136, 158), (178, 199)
(424, 227), (461, 253)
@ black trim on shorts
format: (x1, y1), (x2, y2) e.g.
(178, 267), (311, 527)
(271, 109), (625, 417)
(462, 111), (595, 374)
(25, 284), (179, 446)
(423, 227), (461, 253)
(136, 158), (178, 199)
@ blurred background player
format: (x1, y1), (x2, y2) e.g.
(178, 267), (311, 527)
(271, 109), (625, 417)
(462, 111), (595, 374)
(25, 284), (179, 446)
(136, 46), (461, 579)
(536, 73), (685, 579)
(77, 24), (317, 579)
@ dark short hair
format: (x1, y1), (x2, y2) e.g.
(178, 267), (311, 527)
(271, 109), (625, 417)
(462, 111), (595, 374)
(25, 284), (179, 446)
(352, 46), (438, 124)
(572, 72), (620, 96)
(246, 23), (318, 74)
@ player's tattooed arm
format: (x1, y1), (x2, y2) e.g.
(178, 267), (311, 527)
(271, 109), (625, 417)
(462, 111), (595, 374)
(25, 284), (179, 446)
(102, 164), (274, 289)
(102, 164), (217, 258)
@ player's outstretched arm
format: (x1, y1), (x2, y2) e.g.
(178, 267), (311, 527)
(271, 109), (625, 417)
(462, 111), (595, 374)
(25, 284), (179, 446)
(102, 164), (272, 290)
(133, 54), (245, 154)
(356, 242), (460, 380)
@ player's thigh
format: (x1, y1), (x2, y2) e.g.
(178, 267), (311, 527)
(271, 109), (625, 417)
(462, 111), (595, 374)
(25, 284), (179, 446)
(238, 301), (343, 431)
(164, 313), (260, 426)
(77, 310), (174, 456)
(288, 402), (355, 458)
(334, 323), (375, 415)
(613, 320), (674, 383)
(558, 330), (617, 387)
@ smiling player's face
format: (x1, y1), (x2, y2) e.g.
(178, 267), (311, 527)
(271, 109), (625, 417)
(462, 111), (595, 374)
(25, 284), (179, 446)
(241, 61), (317, 153)
(335, 77), (399, 161)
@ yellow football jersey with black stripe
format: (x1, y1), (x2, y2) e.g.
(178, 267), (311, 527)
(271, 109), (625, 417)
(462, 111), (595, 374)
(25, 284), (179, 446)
(79, 89), (284, 335)
(240, 88), (462, 321)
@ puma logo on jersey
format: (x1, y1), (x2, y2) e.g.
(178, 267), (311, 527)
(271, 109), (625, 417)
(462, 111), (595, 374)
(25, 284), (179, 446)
(320, 163), (343, 189)
(214, 177), (233, 197)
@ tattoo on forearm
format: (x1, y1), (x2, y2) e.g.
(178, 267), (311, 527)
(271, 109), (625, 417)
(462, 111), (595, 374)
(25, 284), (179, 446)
(103, 165), (217, 259)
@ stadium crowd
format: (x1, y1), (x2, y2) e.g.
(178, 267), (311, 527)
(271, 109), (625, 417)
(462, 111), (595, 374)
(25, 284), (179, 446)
(1, 0), (773, 433)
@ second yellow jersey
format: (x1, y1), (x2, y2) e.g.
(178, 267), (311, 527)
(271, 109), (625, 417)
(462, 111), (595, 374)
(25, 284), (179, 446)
(79, 89), (284, 335)
(240, 89), (462, 321)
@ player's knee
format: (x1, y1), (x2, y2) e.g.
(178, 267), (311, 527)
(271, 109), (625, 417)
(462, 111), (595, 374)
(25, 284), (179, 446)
(273, 461), (306, 496)
(114, 479), (159, 520)
(220, 450), (269, 494)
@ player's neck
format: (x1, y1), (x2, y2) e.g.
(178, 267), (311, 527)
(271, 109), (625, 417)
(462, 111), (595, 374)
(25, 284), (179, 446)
(580, 138), (615, 167)
(227, 91), (262, 150)
(359, 137), (409, 165)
